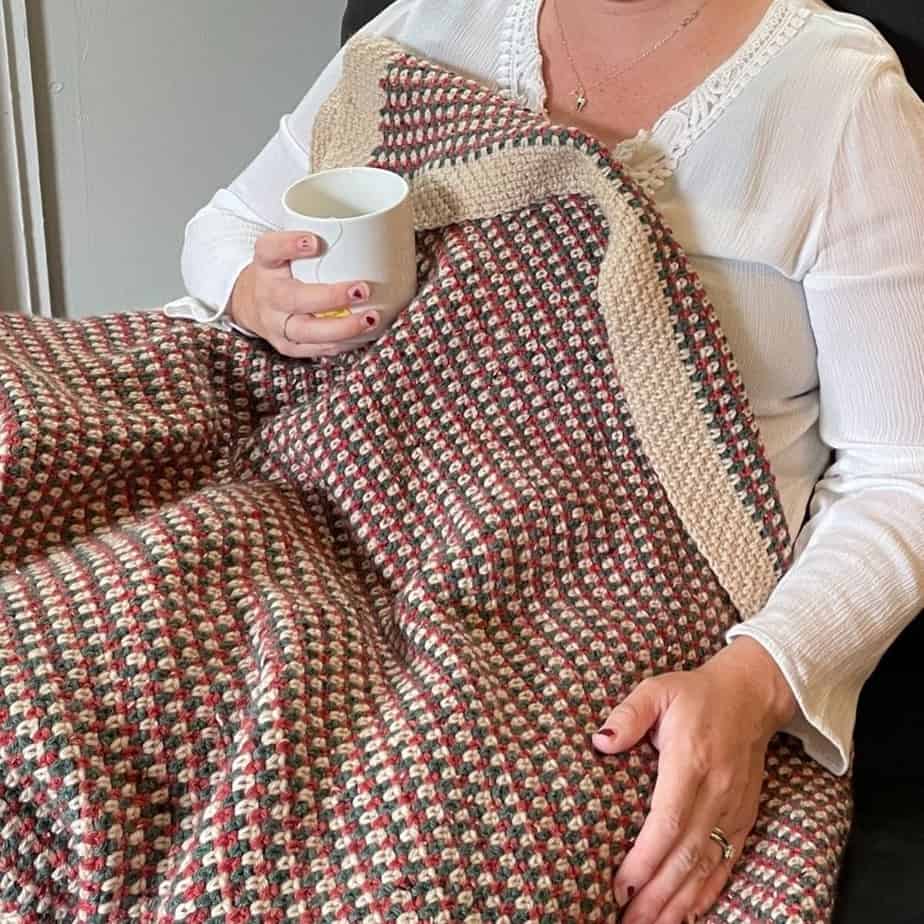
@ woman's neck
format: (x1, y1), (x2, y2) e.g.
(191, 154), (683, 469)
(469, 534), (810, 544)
(583, 0), (702, 16)
(549, 0), (774, 74)
(540, 0), (775, 143)
(553, 0), (725, 66)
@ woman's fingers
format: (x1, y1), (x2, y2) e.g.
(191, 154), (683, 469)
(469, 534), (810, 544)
(614, 744), (711, 915)
(244, 231), (387, 358)
(592, 681), (662, 757)
(664, 825), (747, 923)
(260, 278), (379, 356)
(597, 670), (771, 923)
(594, 649), (788, 922)
(598, 680), (702, 909)
(253, 231), (321, 270)
(618, 751), (763, 923)
(269, 278), (372, 317)
(621, 781), (740, 923)
(686, 775), (762, 919)
(279, 307), (379, 347)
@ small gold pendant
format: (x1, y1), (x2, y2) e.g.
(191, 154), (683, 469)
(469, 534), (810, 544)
(575, 91), (588, 113)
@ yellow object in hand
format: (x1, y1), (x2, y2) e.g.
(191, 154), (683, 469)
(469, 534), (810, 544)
(315, 307), (353, 319)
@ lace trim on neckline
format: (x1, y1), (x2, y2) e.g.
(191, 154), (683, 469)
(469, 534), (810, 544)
(500, 0), (812, 196)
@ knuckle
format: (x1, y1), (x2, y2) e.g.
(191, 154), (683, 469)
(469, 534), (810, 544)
(615, 700), (642, 726)
(657, 809), (685, 841)
(709, 769), (736, 794)
(253, 235), (275, 263)
(686, 743), (712, 778)
(675, 842), (701, 875)
(696, 853), (715, 879)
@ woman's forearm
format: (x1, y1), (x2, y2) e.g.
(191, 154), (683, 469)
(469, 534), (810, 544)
(728, 450), (924, 775)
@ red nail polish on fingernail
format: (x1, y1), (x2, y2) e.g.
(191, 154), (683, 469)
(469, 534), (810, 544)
(627, 886), (636, 899)
(365, 315), (377, 328)
(596, 728), (616, 738)
(349, 284), (369, 303)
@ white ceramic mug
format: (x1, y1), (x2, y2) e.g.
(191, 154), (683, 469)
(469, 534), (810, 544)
(282, 166), (417, 343)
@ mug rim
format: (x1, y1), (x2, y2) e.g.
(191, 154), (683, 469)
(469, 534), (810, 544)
(283, 166), (410, 225)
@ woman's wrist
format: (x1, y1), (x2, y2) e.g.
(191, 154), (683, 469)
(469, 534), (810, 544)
(705, 636), (799, 734)
(227, 262), (258, 331)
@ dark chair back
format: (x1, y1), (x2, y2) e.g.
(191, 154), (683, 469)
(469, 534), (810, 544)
(828, 0), (922, 94)
(341, 0), (392, 46)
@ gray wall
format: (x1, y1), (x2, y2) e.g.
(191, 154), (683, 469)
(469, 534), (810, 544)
(30, 1), (342, 318)
(0, 111), (18, 313)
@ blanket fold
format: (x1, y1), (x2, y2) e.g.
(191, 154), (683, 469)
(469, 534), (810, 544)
(0, 37), (850, 923)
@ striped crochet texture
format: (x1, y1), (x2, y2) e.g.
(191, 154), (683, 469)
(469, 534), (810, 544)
(0, 40), (849, 923)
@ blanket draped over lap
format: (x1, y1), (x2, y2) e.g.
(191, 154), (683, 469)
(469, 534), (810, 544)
(0, 36), (851, 924)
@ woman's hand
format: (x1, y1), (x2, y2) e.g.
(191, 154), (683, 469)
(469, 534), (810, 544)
(229, 231), (380, 358)
(594, 637), (799, 924)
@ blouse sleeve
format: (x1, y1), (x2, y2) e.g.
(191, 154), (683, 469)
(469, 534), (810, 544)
(177, 0), (418, 319)
(727, 62), (924, 775)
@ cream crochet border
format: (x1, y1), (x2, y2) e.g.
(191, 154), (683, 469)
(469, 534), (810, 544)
(311, 36), (779, 619)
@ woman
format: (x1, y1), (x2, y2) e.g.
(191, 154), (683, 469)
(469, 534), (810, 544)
(176, 0), (924, 920)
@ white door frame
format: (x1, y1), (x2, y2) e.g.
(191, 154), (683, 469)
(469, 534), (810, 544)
(0, 0), (51, 317)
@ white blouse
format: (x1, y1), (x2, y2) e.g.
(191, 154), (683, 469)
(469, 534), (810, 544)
(175, 0), (924, 775)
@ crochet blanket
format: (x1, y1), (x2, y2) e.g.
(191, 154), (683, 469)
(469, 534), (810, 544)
(0, 37), (851, 923)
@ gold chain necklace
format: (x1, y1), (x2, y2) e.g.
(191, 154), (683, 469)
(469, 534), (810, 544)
(552, 0), (710, 112)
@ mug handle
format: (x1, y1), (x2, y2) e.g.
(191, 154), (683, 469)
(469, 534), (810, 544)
(304, 221), (345, 285)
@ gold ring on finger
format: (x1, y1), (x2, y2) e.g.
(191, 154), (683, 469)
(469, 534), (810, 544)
(282, 312), (298, 344)
(709, 826), (735, 863)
